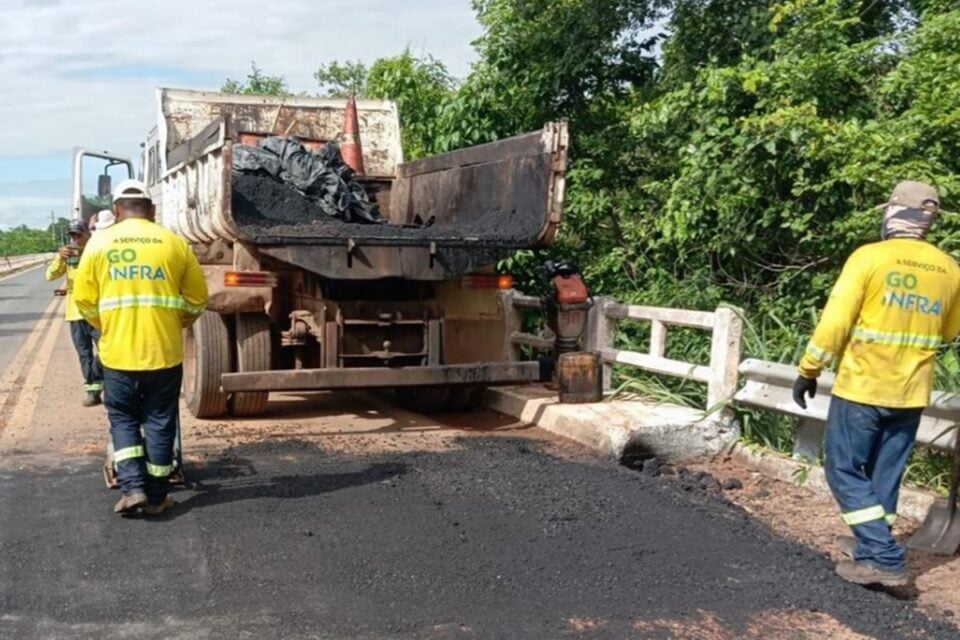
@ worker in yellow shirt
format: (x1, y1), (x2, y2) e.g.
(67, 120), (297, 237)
(73, 180), (208, 516)
(794, 181), (960, 587)
(46, 218), (103, 406)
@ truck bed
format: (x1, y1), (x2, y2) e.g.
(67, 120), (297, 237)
(231, 173), (544, 248)
(156, 89), (567, 279)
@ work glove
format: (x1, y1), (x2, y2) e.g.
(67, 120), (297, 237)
(792, 375), (817, 410)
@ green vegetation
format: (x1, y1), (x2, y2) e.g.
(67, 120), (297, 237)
(222, 1), (960, 489)
(221, 62), (292, 97)
(0, 218), (70, 257)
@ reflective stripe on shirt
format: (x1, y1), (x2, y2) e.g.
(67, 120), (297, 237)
(99, 295), (187, 312)
(849, 327), (943, 349)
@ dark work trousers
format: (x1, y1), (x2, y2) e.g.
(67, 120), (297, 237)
(69, 320), (103, 392)
(103, 364), (182, 504)
(824, 396), (922, 570)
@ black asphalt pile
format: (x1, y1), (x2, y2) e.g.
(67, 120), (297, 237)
(0, 437), (955, 639)
(232, 173), (543, 246)
(233, 137), (383, 224)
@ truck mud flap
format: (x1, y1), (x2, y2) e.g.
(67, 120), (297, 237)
(220, 362), (544, 393)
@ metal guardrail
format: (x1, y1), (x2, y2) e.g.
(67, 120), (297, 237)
(1, 253), (51, 275)
(736, 359), (960, 457)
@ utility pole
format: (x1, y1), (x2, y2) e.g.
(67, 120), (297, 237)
(50, 211), (55, 246)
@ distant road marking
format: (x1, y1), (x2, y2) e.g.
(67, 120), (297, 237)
(0, 297), (61, 441)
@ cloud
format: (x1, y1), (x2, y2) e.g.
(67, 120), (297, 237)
(0, 195), (65, 229)
(0, 0), (482, 227)
(1, 0), (481, 157)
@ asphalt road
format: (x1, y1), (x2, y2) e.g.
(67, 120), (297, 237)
(1, 436), (956, 639)
(0, 265), (55, 372)
(0, 287), (956, 639)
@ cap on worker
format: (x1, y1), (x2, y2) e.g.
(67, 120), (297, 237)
(68, 219), (88, 235)
(96, 209), (115, 230)
(876, 181), (940, 211)
(113, 179), (152, 203)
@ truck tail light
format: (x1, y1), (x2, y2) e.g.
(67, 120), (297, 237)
(224, 271), (277, 287)
(466, 274), (514, 290)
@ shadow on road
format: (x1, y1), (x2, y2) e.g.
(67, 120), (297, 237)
(149, 454), (408, 519)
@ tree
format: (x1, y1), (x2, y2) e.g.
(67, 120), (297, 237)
(365, 50), (456, 158)
(311, 51), (457, 159)
(222, 62), (291, 96)
(0, 223), (62, 256)
(314, 60), (369, 98)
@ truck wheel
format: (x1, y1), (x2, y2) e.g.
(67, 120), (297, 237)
(395, 387), (450, 413)
(229, 313), (271, 417)
(184, 312), (232, 418)
(445, 387), (487, 412)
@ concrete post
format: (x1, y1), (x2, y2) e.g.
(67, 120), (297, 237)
(499, 289), (522, 362)
(707, 306), (744, 414)
(584, 297), (617, 390)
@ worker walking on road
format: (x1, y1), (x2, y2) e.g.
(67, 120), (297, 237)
(46, 218), (104, 407)
(73, 180), (209, 516)
(793, 181), (960, 587)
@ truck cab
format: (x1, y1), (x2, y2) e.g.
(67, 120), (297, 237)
(71, 147), (135, 227)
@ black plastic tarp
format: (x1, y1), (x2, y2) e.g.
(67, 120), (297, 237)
(233, 137), (383, 224)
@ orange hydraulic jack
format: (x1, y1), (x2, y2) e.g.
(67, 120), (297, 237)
(341, 96), (366, 176)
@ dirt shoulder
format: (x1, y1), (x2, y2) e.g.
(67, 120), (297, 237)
(677, 453), (960, 629)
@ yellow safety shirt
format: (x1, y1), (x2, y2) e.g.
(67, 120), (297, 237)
(45, 254), (81, 321)
(799, 238), (960, 408)
(73, 218), (209, 371)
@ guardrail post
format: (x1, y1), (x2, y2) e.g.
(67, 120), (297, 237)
(499, 289), (522, 362)
(584, 296), (617, 390)
(792, 419), (825, 463)
(707, 306), (743, 413)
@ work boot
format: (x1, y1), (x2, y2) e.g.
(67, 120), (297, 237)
(82, 392), (102, 407)
(838, 536), (856, 559)
(113, 491), (148, 514)
(835, 560), (908, 587)
(142, 495), (176, 517)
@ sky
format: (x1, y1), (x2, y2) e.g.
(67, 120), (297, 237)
(0, 0), (482, 230)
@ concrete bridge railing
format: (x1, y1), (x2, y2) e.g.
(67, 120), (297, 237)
(501, 291), (744, 417)
(500, 290), (959, 459)
(1, 253), (51, 275)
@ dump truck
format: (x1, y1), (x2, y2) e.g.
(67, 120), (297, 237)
(139, 88), (568, 418)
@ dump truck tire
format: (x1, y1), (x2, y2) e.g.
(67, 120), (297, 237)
(184, 312), (232, 419)
(396, 387), (451, 413)
(229, 313), (271, 417)
(444, 387), (486, 412)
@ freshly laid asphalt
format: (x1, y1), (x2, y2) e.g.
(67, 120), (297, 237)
(0, 436), (955, 639)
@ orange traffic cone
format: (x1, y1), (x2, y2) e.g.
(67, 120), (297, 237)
(341, 96), (366, 176)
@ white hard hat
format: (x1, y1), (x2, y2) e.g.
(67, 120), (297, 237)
(96, 209), (116, 230)
(113, 179), (151, 203)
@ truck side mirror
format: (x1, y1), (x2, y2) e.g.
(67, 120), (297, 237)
(98, 174), (112, 198)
